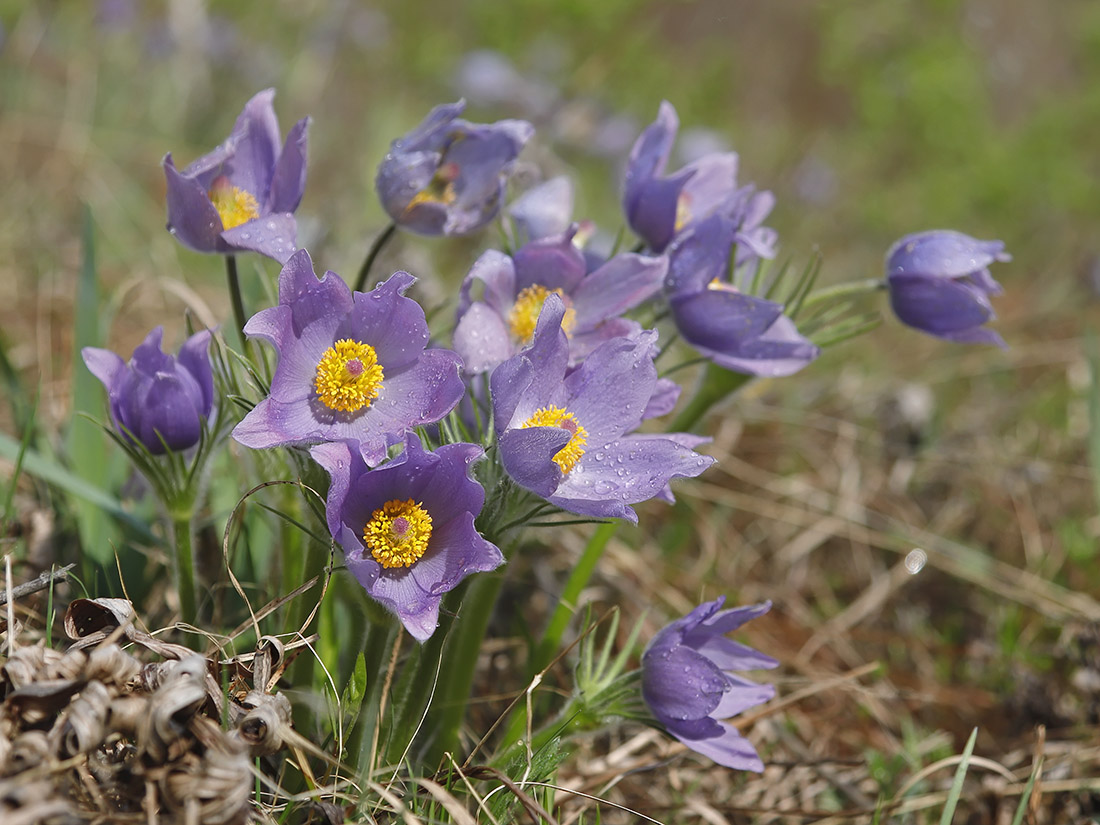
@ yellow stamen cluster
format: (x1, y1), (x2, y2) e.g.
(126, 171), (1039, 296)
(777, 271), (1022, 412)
(674, 192), (693, 232)
(364, 499), (433, 569)
(404, 163), (459, 214)
(314, 339), (384, 413)
(208, 177), (260, 230)
(508, 285), (577, 345)
(521, 405), (588, 474)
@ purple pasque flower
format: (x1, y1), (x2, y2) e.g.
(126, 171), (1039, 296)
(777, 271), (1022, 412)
(311, 434), (503, 641)
(453, 225), (667, 374)
(642, 597), (777, 772)
(83, 327), (213, 455)
(491, 296), (714, 522)
(232, 250), (464, 463)
(886, 230), (1009, 347)
(376, 100), (533, 236)
(163, 88), (308, 265)
(666, 213), (819, 377)
(624, 100), (759, 253)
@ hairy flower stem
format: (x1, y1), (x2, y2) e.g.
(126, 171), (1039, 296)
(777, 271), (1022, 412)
(670, 362), (753, 433)
(170, 512), (197, 625)
(800, 277), (886, 311)
(225, 255), (249, 349)
(353, 222), (397, 293)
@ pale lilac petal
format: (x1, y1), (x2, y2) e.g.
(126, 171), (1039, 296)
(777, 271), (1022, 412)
(509, 176), (574, 243)
(669, 722), (766, 772)
(498, 427), (570, 497)
(453, 302), (512, 374)
(220, 212), (298, 264)
(572, 253), (667, 329)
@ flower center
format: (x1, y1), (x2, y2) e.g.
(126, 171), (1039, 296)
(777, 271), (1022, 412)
(521, 405), (588, 474)
(508, 285), (577, 345)
(314, 339), (384, 413)
(404, 162), (459, 214)
(208, 175), (260, 230)
(364, 499), (433, 569)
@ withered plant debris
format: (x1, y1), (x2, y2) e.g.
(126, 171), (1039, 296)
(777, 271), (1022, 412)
(0, 597), (299, 825)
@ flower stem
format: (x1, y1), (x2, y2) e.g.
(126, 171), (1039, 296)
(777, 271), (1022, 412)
(225, 254), (248, 348)
(353, 222), (398, 293)
(532, 521), (618, 674)
(669, 361), (754, 433)
(171, 512), (197, 624)
(800, 277), (886, 311)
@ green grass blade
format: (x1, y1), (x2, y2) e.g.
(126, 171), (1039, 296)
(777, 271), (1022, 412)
(1009, 752), (1043, 825)
(2, 387), (37, 528)
(67, 207), (120, 566)
(939, 727), (978, 825)
(0, 431), (155, 543)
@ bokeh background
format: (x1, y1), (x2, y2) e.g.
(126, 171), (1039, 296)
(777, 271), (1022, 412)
(2, 0), (1100, 820)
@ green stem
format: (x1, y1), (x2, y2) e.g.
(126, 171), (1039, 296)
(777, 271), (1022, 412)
(800, 277), (885, 311)
(532, 522), (617, 674)
(171, 512), (197, 624)
(353, 222), (398, 293)
(423, 570), (506, 766)
(225, 255), (248, 349)
(669, 362), (754, 433)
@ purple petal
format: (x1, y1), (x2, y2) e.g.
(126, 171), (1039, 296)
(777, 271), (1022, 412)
(623, 100), (678, 209)
(888, 274), (995, 336)
(164, 154), (222, 253)
(886, 230), (1010, 279)
(678, 152), (739, 227)
(453, 302), (512, 374)
(82, 347), (125, 393)
(220, 212), (298, 264)
(711, 680), (775, 719)
(276, 251), (354, 336)
(563, 331), (659, 445)
(224, 88), (281, 202)
(458, 249), (516, 318)
(668, 721), (765, 772)
(572, 253), (667, 329)
(498, 427), (570, 497)
(176, 329), (215, 415)
(342, 271), (428, 370)
(410, 512), (503, 597)
(641, 643), (728, 721)
(309, 440), (356, 537)
(551, 435), (714, 521)
(513, 230), (588, 293)
(266, 116), (310, 214)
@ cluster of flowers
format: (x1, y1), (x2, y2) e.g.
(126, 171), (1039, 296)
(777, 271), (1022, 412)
(81, 90), (1009, 772)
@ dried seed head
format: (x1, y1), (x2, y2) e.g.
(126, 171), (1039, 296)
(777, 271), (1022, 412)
(1, 644), (63, 690)
(51, 680), (112, 759)
(232, 690), (293, 757)
(161, 739), (252, 825)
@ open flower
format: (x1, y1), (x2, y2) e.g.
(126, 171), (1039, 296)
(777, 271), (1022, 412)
(454, 226), (667, 374)
(232, 250), (464, 462)
(624, 100), (757, 253)
(310, 435), (503, 641)
(376, 100), (533, 236)
(163, 89), (308, 264)
(642, 598), (777, 772)
(83, 327), (213, 454)
(491, 296), (713, 522)
(666, 213), (819, 377)
(886, 230), (1009, 346)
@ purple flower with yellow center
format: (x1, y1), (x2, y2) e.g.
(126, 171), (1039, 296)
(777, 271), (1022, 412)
(310, 435), (503, 641)
(666, 213), (819, 377)
(624, 100), (750, 253)
(376, 100), (533, 236)
(231, 250), (464, 462)
(454, 226), (667, 374)
(82, 326), (213, 455)
(491, 296), (714, 522)
(642, 597), (777, 772)
(163, 88), (308, 264)
(886, 230), (1009, 347)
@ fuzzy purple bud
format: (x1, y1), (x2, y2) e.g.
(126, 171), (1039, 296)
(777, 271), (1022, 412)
(83, 327), (214, 454)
